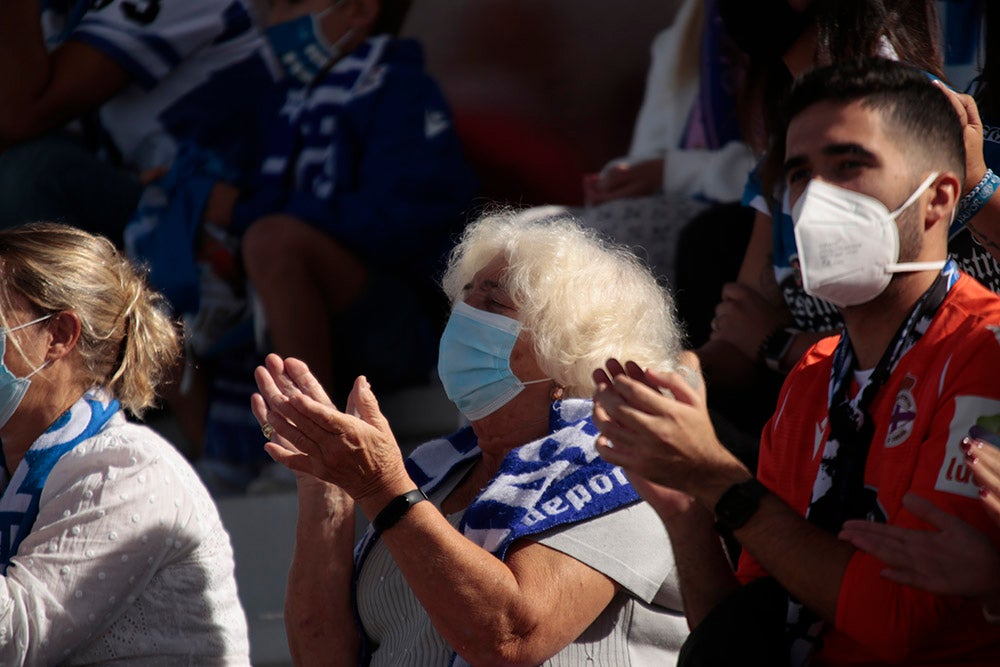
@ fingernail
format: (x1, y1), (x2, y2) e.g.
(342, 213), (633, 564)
(961, 436), (973, 453)
(967, 453), (978, 465)
(981, 487), (989, 499)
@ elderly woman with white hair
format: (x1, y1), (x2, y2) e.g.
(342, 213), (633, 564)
(252, 211), (690, 665)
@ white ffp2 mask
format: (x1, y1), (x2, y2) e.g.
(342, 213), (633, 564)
(791, 173), (944, 307)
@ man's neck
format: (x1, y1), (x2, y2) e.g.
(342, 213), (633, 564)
(839, 270), (943, 370)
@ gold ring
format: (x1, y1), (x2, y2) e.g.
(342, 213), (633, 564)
(261, 423), (274, 440)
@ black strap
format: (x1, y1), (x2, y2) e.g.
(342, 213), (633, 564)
(372, 488), (428, 534)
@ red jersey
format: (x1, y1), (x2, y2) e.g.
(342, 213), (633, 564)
(737, 274), (1000, 665)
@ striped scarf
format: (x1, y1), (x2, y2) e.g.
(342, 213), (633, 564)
(0, 389), (120, 573)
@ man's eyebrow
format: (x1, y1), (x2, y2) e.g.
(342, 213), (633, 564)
(783, 143), (877, 175)
(822, 142), (877, 160)
(783, 155), (808, 175)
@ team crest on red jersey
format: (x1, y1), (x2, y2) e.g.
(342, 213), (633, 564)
(885, 375), (918, 448)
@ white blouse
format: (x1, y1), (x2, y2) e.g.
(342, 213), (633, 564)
(0, 417), (249, 665)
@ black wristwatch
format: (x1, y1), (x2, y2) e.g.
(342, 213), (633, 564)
(760, 328), (798, 372)
(714, 478), (767, 535)
(372, 489), (429, 533)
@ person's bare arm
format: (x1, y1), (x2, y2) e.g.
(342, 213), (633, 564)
(250, 365), (360, 665)
(0, 2), (130, 148)
(594, 362), (853, 623)
(594, 357), (739, 628)
(254, 355), (621, 666)
(933, 81), (1000, 261)
(284, 479), (360, 666)
(375, 504), (619, 665)
(637, 478), (740, 627)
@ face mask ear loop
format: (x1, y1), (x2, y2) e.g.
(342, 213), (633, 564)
(9, 314), (54, 377)
(886, 260), (947, 275)
(886, 172), (947, 275)
(889, 172), (940, 221)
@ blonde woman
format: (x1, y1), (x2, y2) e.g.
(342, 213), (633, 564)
(0, 223), (249, 664)
(254, 210), (690, 666)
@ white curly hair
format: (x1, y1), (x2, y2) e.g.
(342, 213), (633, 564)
(441, 208), (683, 398)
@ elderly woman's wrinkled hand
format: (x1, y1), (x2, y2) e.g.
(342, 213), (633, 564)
(592, 353), (731, 508)
(839, 493), (1000, 597)
(252, 354), (410, 502)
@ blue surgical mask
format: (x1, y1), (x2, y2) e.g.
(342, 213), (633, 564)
(265, 5), (355, 86)
(437, 302), (550, 421)
(0, 314), (52, 430)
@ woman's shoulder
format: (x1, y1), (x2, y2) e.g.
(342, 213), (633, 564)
(52, 420), (188, 481)
(44, 419), (219, 525)
(531, 500), (677, 606)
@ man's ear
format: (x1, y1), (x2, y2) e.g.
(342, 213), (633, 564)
(46, 311), (82, 362)
(925, 171), (962, 230)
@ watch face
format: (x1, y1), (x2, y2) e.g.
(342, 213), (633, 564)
(715, 479), (766, 531)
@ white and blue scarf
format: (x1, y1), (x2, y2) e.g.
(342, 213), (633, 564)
(0, 390), (120, 573)
(259, 35), (390, 202)
(353, 399), (640, 664)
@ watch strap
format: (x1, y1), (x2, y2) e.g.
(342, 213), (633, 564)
(761, 328), (798, 372)
(372, 488), (429, 533)
(713, 477), (767, 536)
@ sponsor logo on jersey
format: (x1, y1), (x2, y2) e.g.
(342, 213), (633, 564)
(936, 396), (1000, 498)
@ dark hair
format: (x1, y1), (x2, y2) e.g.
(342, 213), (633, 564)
(813, 0), (943, 78)
(372, 0), (412, 36)
(717, 0), (813, 63)
(730, 0), (944, 152)
(765, 57), (965, 189)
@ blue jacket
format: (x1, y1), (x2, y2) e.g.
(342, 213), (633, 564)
(233, 36), (477, 279)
